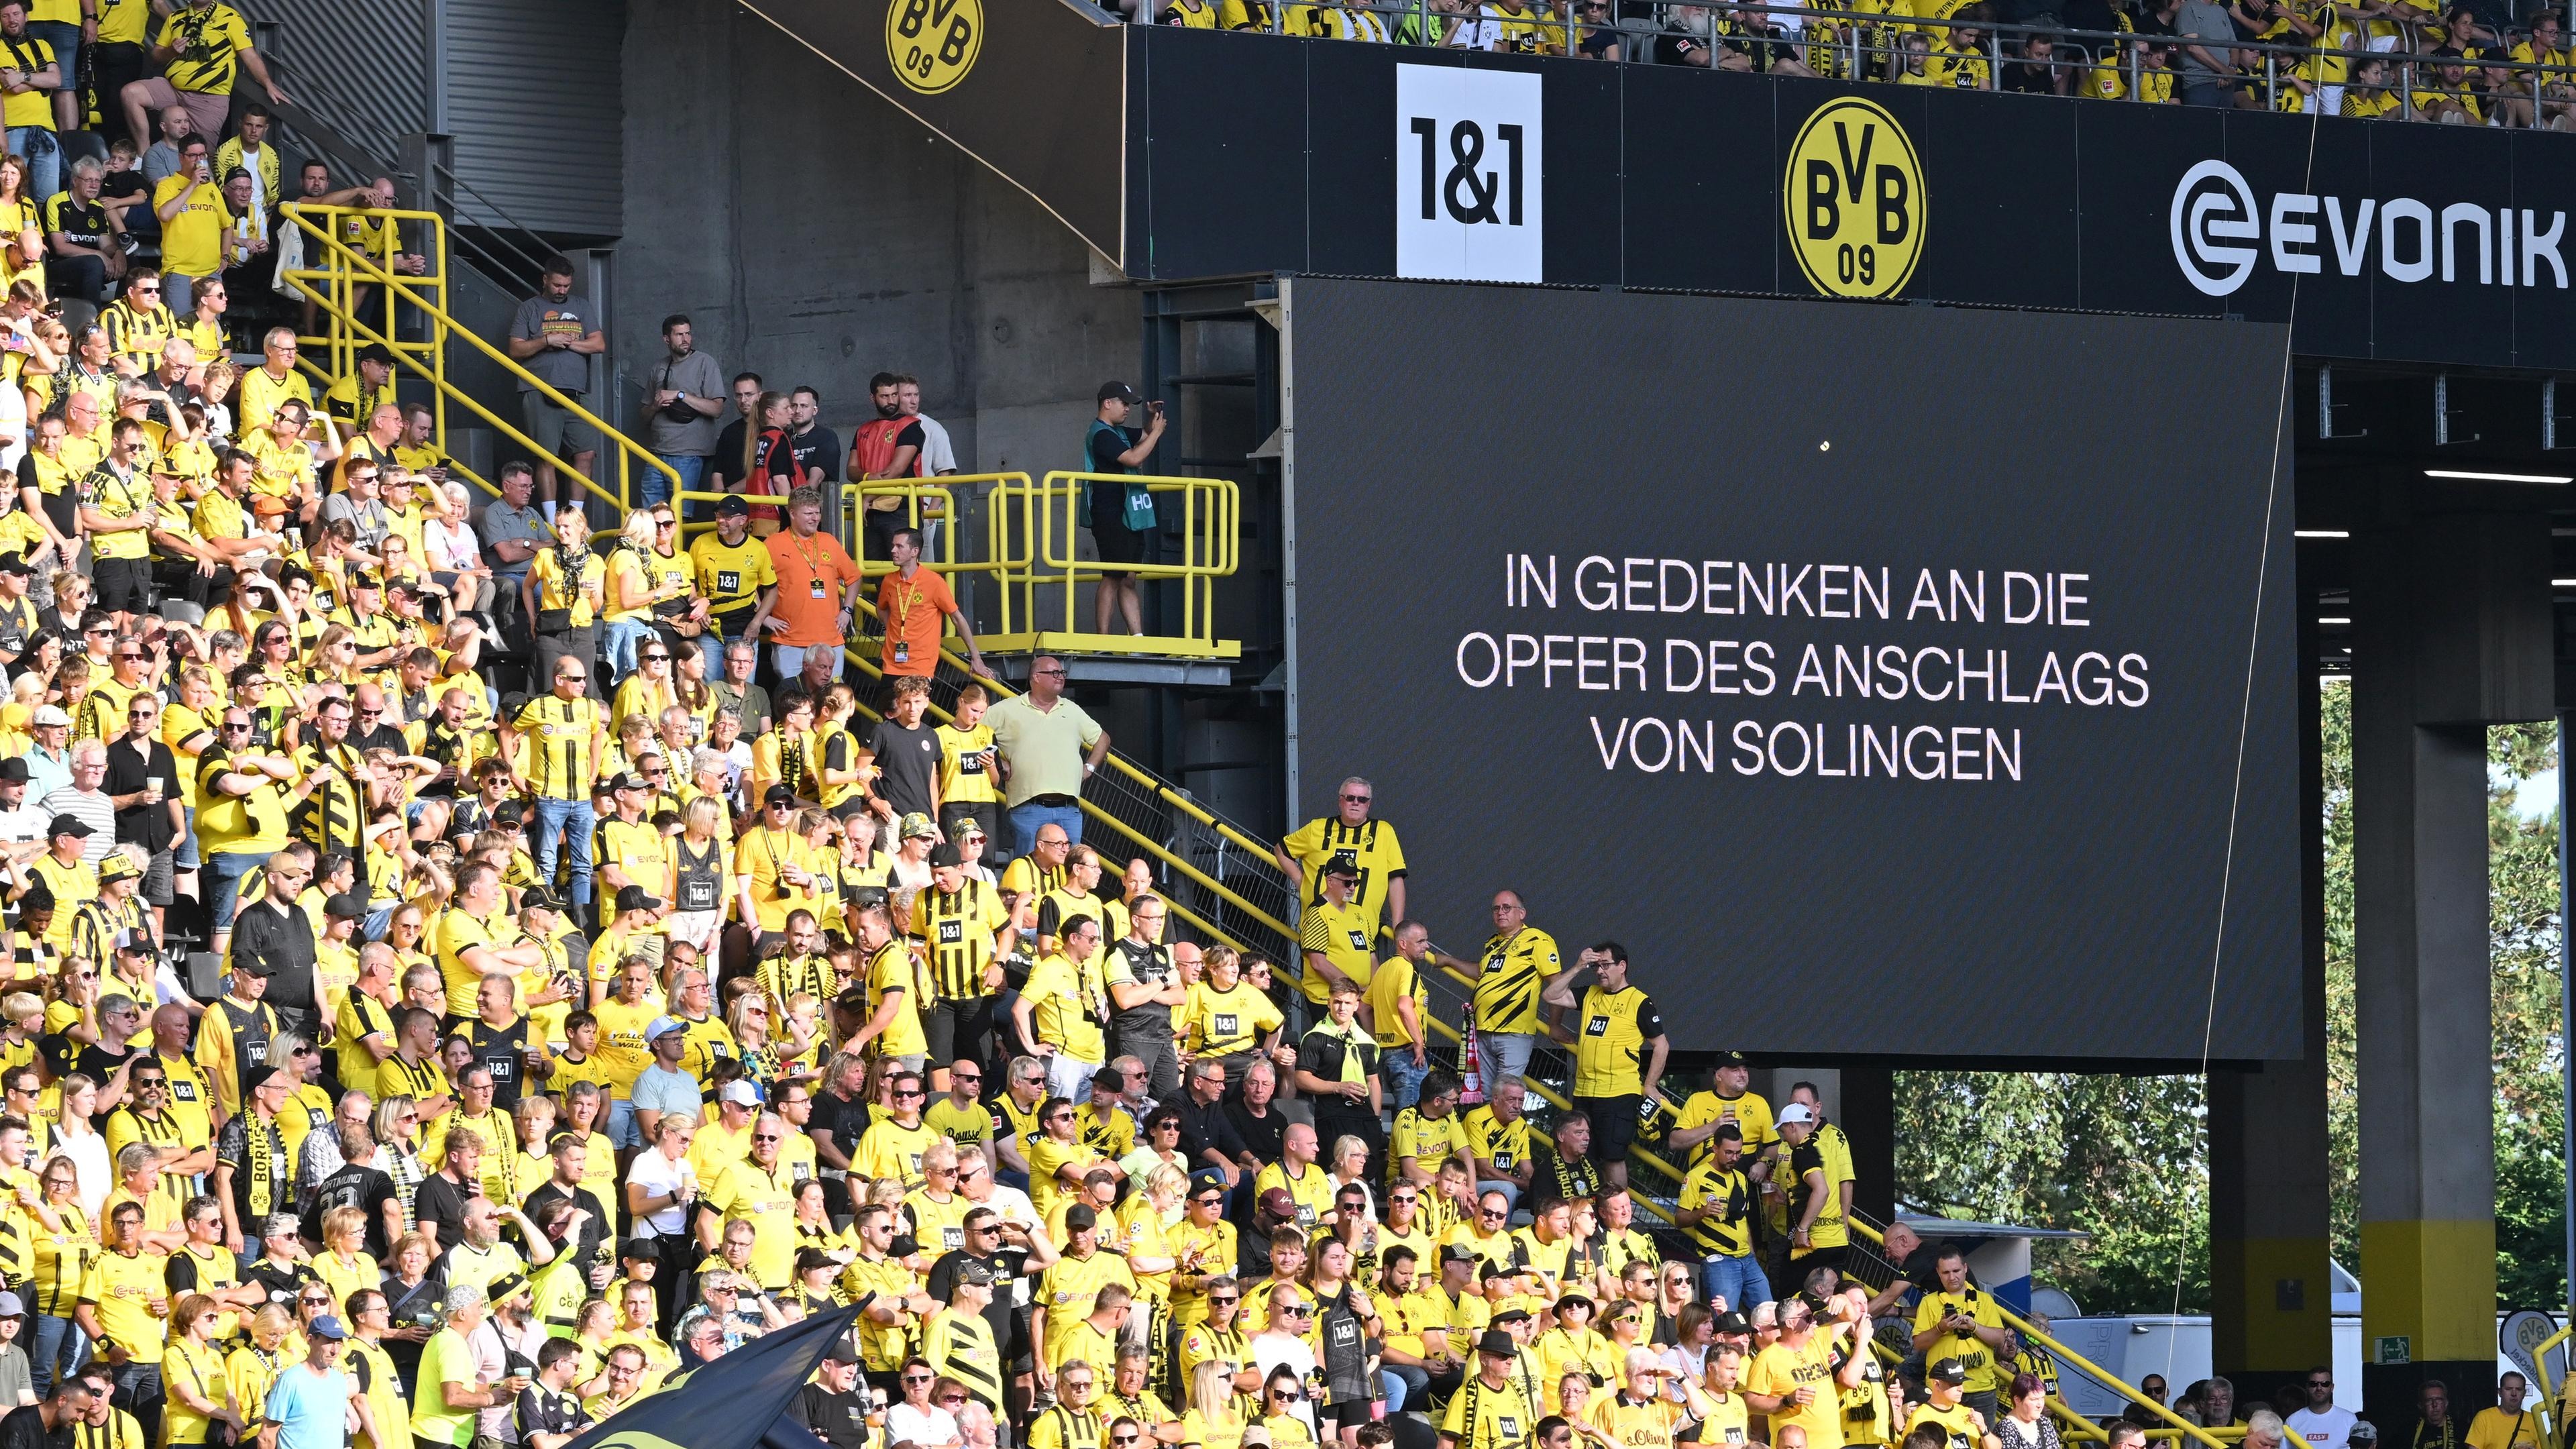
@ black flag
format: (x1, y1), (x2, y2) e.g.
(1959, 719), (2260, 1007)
(558, 1305), (865, 1449)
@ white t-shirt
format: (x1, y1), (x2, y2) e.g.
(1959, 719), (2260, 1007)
(1249, 1332), (1320, 1440)
(888, 1402), (962, 1449)
(625, 1148), (698, 1235)
(2289, 1407), (2357, 1449)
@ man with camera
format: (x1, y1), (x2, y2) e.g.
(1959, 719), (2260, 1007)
(1083, 382), (1167, 638)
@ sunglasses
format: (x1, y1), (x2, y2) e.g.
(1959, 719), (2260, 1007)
(938, 1396), (967, 1407)
(903, 1375), (934, 1385)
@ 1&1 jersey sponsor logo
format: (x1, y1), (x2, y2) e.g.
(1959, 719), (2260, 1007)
(1783, 97), (1925, 299)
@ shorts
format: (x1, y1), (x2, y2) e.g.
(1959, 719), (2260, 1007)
(91, 556), (151, 614)
(922, 996), (994, 1070)
(1576, 1093), (1642, 1164)
(666, 908), (721, 955)
(1322, 1399), (1374, 1429)
(521, 391), (600, 461)
(1091, 517), (1147, 566)
(132, 78), (231, 140)
(138, 845), (174, 907)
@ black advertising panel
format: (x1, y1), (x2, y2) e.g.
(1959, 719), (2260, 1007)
(741, 0), (1127, 259)
(1132, 25), (2576, 364)
(1286, 277), (2301, 1062)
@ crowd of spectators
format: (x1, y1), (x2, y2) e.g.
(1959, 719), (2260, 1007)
(1144, 0), (2576, 125)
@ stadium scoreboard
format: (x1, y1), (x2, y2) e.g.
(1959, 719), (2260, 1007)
(1283, 277), (2301, 1063)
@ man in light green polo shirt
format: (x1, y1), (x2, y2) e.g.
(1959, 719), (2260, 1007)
(987, 654), (1110, 866)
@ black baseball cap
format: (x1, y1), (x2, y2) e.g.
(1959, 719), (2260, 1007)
(1097, 381), (1142, 405)
(929, 843), (963, 868)
(764, 784), (796, 806)
(45, 814), (91, 839)
(616, 885), (664, 914)
(0, 760), (26, 782)
(716, 496), (750, 518)
(519, 884), (562, 913)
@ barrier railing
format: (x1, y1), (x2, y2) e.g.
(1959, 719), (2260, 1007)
(276, 204), (679, 516)
(986, 472), (1242, 659)
(1841, 1210), (2229, 1449)
(1228, 0), (2576, 126)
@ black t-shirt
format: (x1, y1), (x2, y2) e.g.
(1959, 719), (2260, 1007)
(1653, 25), (1708, 64)
(794, 1384), (875, 1449)
(522, 1181), (612, 1273)
(790, 425), (843, 485)
(1173, 1094), (1247, 1169)
(865, 718), (941, 820)
(241, 1256), (319, 1314)
(0, 1403), (51, 1449)
(466, 1016), (531, 1110)
(517, 1385), (588, 1444)
(305, 1160), (398, 1260)
(2002, 56), (2061, 91)
(102, 734), (178, 851)
(1087, 423), (1136, 475)
(809, 1089), (867, 1169)
(1226, 1101), (1286, 1165)
(710, 418), (751, 489)
(927, 1246), (1030, 1350)
(414, 1170), (475, 1252)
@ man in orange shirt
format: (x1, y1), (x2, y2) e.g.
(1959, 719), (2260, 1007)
(878, 527), (989, 686)
(761, 485), (867, 684)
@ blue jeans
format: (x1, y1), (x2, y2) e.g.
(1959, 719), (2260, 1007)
(533, 794), (598, 911)
(1005, 798), (1085, 865)
(1385, 1050), (1430, 1110)
(608, 1098), (641, 1149)
(174, 805), (198, 871)
(1377, 1369), (1405, 1410)
(602, 617), (652, 687)
(7, 126), (56, 202)
(650, 452), (703, 512)
(204, 849), (259, 934)
(1386, 1364), (1427, 1413)
(32, 1312), (83, 1398)
(110, 1359), (160, 1441)
(1701, 1250), (1774, 1315)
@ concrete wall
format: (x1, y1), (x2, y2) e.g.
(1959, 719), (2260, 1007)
(619, 0), (1140, 479)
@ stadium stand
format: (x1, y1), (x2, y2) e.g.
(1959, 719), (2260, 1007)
(0, 8), (2286, 1449)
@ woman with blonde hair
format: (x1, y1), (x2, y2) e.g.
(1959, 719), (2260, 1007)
(525, 504), (604, 700)
(601, 507), (665, 687)
(665, 794), (731, 956)
(1181, 1359), (1247, 1449)
(312, 1204), (380, 1313)
(371, 1095), (428, 1223)
(0, 154), (40, 282)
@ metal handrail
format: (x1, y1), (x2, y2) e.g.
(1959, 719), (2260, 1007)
(276, 205), (677, 514)
(1843, 1210), (2229, 1449)
(979, 472), (1243, 655)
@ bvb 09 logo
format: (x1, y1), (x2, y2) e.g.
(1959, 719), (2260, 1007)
(1783, 97), (1925, 299)
(888, 0), (983, 94)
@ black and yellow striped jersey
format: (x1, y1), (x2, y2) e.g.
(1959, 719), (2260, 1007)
(1677, 1159), (1754, 1257)
(1034, 885), (1105, 946)
(1570, 985), (1662, 1097)
(1470, 926), (1560, 1036)
(288, 739), (367, 863)
(1295, 897), (1377, 1006)
(1278, 814), (1407, 920)
(915, 878), (1008, 1000)
(998, 855), (1067, 899)
(514, 694), (606, 801)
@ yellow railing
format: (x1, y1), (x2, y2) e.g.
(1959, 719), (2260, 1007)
(277, 203), (678, 515)
(1839, 1215), (2229, 1449)
(985, 472), (1242, 659)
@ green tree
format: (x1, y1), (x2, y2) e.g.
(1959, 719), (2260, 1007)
(1892, 1071), (2210, 1314)
(1894, 690), (2567, 1315)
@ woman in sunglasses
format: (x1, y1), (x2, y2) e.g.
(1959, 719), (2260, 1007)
(1255, 1367), (1320, 1449)
(1181, 1359), (1247, 1449)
